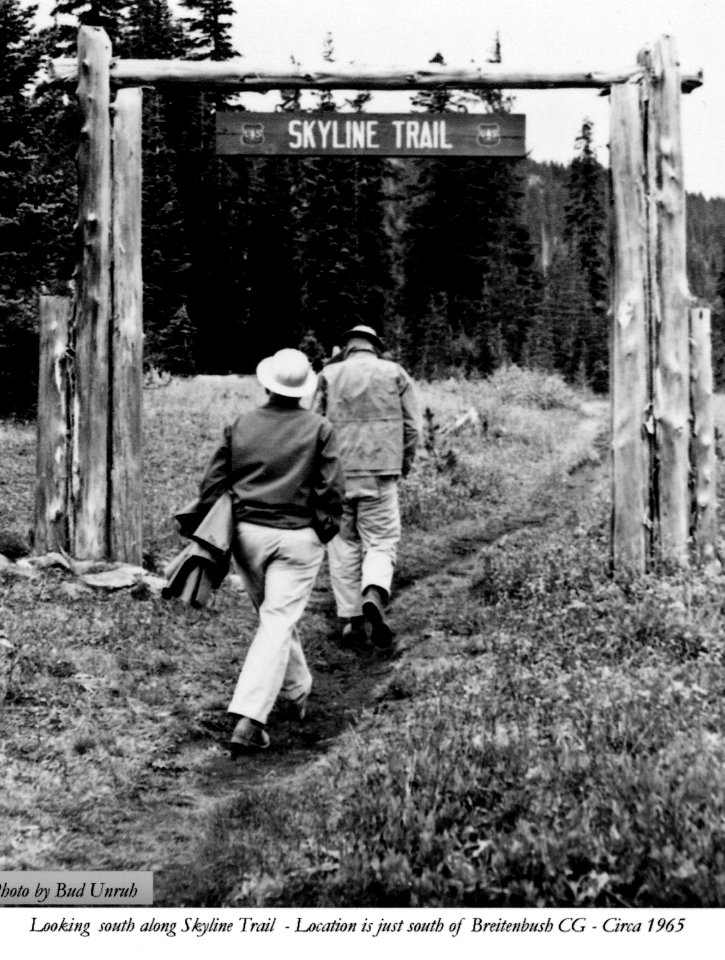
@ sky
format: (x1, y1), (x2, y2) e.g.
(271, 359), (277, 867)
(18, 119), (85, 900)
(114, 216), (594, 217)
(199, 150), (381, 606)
(224, 0), (724, 197)
(32, 0), (725, 198)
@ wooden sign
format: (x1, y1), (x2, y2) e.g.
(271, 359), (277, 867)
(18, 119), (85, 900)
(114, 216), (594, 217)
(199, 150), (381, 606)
(216, 112), (525, 157)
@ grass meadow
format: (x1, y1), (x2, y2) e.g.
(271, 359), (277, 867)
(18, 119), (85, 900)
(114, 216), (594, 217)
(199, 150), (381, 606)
(2, 367), (725, 906)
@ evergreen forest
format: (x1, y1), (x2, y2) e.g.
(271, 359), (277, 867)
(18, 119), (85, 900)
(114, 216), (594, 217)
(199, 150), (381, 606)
(2, 0), (725, 416)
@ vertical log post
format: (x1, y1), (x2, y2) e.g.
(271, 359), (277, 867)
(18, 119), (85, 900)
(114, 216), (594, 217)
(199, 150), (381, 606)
(74, 25), (112, 559)
(642, 36), (691, 565)
(35, 296), (72, 554)
(609, 81), (650, 572)
(111, 87), (144, 564)
(690, 306), (717, 564)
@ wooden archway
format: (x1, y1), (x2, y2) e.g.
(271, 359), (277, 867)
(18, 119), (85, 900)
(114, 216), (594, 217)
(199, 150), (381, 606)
(36, 27), (712, 573)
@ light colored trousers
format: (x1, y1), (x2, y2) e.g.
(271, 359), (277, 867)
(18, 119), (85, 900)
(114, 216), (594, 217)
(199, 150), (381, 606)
(228, 522), (324, 724)
(328, 477), (401, 618)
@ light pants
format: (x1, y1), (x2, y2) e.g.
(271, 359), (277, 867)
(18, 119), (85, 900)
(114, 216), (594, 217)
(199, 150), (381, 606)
(328, 477), (401, 619)
(228, 522), (324, 725)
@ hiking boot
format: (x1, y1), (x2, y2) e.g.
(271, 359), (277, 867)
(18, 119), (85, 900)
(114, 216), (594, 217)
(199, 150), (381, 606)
(229, 716), (270, 756)
(362, 586), (396, 655)
(285, 692), (309, 722)
(338, 615), (370, 652)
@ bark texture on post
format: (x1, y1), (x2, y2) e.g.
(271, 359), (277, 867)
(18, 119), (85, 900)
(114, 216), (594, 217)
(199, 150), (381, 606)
(74, 25), (112, 559)
(111, 87), (143, 564)
(642, 36), (691, 565)
(35, 296), (71, 554)
(609, 82), (650, 573)
(690, 306), (718, 564)
(47, 56), (703, 92)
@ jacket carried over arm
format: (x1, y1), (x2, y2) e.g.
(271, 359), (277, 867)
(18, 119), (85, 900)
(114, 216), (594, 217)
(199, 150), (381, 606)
(315, 349), (420, 478)
(163, 490), (236, 608)
(198, 398), (345, 543)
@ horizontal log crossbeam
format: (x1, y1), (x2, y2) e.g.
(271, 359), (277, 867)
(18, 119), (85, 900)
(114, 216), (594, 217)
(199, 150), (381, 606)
(49, 57), (703, 92)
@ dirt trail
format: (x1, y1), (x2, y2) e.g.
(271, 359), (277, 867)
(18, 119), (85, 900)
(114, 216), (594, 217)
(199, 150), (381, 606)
(136, 401), (610, 904)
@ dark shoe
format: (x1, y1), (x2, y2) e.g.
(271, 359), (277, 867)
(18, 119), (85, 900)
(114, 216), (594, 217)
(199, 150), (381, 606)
(338, 615), (370, 652)
(229, 716), (270, 756)
(285, 692), (308, 722)
(362, 586), (396, 653)
(374, 639), (400, 661)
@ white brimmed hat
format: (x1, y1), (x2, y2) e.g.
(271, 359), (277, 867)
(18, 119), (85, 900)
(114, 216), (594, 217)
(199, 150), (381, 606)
(256, 348), (318, 398)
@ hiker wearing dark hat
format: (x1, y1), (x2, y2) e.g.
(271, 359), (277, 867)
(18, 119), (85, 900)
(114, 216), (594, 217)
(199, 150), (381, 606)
(199, 348), (344, 754)
(315, 325), (419, 656)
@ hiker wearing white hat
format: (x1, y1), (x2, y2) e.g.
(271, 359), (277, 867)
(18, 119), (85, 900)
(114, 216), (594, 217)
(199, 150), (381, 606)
(315, 325), (420, 657)
(198, 348), (344, 754)
(255, 347), (318, 397)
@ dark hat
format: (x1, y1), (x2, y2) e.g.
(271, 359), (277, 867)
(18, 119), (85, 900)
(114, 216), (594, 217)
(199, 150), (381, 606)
(341, 324), (385, 352)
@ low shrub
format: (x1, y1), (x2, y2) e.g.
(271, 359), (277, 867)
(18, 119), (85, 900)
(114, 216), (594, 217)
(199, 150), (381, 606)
(486, 364), (581, 411)
(399, 458), (502, 529)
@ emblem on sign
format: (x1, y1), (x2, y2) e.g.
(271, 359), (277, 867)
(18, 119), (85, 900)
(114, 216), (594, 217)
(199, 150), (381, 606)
(241, 123), (265, 146)
(477, 123), (501, 147)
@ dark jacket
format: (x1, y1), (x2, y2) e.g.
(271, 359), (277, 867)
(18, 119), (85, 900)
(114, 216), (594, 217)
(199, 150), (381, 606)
(198, 397), (344, 543)
(163, 490), (236, 607)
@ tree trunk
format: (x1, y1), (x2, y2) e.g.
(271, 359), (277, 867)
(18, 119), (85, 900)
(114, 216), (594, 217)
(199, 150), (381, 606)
(35, 296), (71, 554)
(690, 306), (718, 564)
(73, 25), (112, 559)
(641, 36), (691, 565)
(49, 57), (703, 91)
(111, 87), (144, 565)
(609, 81), (650, 572)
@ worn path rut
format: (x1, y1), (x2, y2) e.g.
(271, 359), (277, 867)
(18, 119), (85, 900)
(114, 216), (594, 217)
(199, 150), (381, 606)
(150, 400), (609, 904)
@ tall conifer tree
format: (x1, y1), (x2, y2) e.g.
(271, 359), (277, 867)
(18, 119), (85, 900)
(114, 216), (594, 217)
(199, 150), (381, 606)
(563, 120), (609, 390)
(399, 43), (535, 376)
(120, 0), (192, 371)
(178, 0), (236, 59)
(286, 34), (394, 352)
(170, 0), (242, 371)
(46, 0), (127, 55)
(0, 0), (46, 413)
